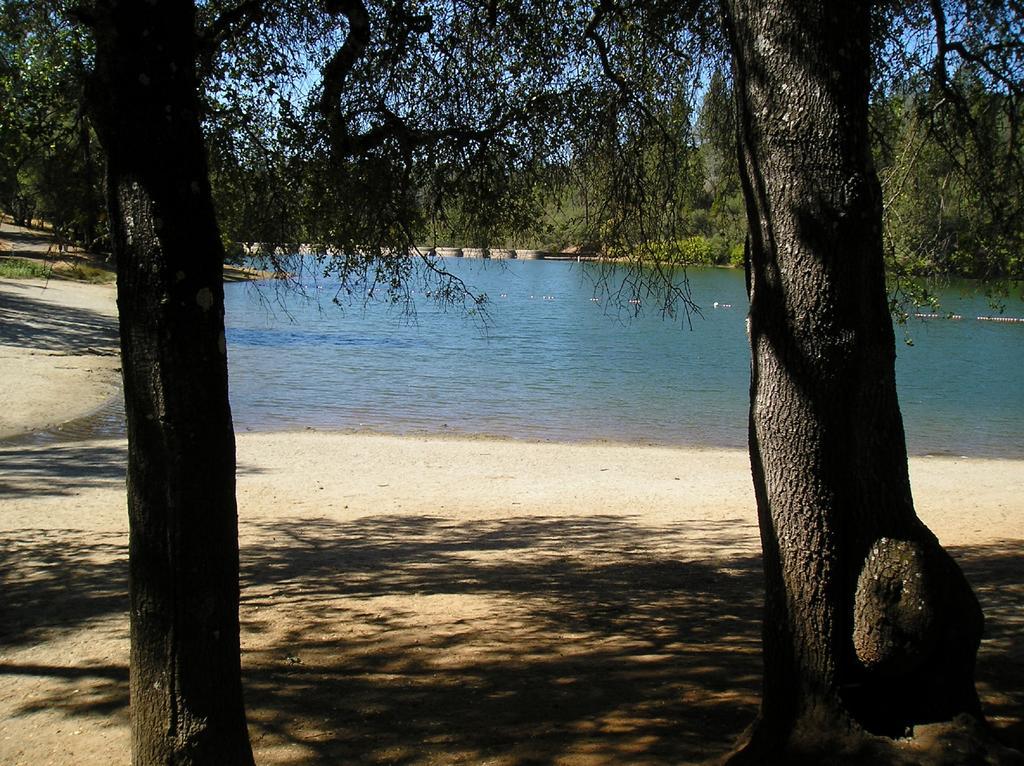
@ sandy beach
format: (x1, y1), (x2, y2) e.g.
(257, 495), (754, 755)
(0, 272), (1021, 764)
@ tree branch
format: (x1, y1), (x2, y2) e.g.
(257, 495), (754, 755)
(584, 0), (629, 95)
(196, 0), (269, 78)
(315, 0), (558, 160)
(927, 0), (1023, 180)
(207, 0), (267, 47)
(317, 0), (372, 124)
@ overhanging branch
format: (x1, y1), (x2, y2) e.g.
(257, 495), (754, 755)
(317, 0), (372, 125)
(196, 0), (269, 78)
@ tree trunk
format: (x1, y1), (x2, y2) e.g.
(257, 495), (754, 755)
(718, 1), (1010, 762)
(87, 1), (255, 763)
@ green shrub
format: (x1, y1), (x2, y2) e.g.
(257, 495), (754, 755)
(678, 236), (715, 264)
(643, 236), (714, 265)
(644, 236), (748, 267)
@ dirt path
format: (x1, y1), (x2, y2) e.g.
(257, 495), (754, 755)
(1, 223), (61, 256)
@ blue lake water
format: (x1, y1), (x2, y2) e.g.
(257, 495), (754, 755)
(224, 260), (1024, 458)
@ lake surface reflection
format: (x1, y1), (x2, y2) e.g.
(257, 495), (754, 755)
(224, 260), (1024, 458)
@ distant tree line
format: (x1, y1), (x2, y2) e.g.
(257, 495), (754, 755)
(0, 2), (103, 246)
(515, 61), (1023, 278)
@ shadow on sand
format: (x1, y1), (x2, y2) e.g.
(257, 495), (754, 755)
(0, 438), (127, 497)
(237, 513), (764, 764)
(0, 279), (119, 353)
(1, 497), (1020, 763)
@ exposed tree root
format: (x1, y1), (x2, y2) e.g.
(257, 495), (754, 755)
(717, 714), (1024, 766)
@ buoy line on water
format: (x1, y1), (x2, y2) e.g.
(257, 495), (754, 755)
(913, 312), (1024, 324)
(977, 315), (1024, 323)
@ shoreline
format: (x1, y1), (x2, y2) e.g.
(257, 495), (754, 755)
(236, 422), (1024, 462)
(3, 392), (1019, 550)
(5, 339), (1022, 464)
(18, 392), (1024, 463)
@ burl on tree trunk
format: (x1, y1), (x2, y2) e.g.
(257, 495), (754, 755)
(87, 0), (255, 762)
(719, 1), (1020, 763)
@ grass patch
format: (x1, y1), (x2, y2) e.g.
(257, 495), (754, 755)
(0, 256), (115, 283)
(0, 258), (51, 279)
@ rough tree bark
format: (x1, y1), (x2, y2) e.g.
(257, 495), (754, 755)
(86, 0), (255, 762)
(718, 1), (1019, 763)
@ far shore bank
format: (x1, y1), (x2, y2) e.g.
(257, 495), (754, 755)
(236, 241), (745, 269)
